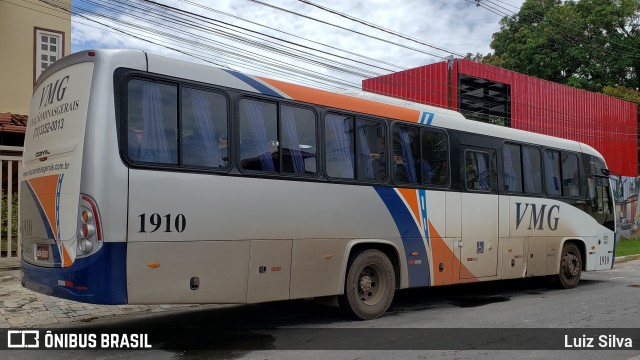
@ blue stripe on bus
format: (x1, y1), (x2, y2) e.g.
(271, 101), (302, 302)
(419, 112), (427, 124)
(24, 181), (61, 265)
(419, 189), (429, 246)
(374, 186), (430, 287)
(223, 69), (283, 98)
(425, 112), (435, 126)
(419, 112), (435, 125)
(21, 242), (128, 304)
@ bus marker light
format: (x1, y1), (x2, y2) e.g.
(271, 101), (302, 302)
(323, 255), (332, 260)
(57, 280), (73, 287)
(411, 251), (418, 256)
(591, 246), (596, 250)
(147, 263), (160, 268)
(88, 51), (96, 57)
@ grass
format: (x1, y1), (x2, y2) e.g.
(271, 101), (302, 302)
(616, 238), (640, 257)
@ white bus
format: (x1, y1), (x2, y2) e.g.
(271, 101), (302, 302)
(21, 50), (616, 319)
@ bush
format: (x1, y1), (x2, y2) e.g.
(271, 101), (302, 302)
(0, 192), (19, 254)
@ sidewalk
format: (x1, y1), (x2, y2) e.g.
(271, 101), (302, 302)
(1, 255), (639, 329)
(0, 258), (211, 328)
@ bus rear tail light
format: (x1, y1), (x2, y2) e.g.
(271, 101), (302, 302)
(77, 195), (103, 256)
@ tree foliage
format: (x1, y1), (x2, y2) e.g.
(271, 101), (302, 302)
(481, 0), (640, 96)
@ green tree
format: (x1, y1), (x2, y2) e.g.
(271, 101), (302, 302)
(483, 0), (640, 93)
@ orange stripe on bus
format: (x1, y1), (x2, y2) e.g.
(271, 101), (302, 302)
(258, 77), (420, 123)
(27, 175), (60, 240)
(428, 221), (478, 285)
(397, 188), (421, 227)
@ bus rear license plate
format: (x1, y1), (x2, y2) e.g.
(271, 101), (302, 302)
(36, 245), (49, 260)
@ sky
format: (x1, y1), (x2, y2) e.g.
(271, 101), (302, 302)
(69, 0), (526, 91)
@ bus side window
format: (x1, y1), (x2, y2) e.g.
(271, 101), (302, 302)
(325, 114), (355, 179)
(422, 128), (448, 186)
(561, 153), (580, 197)
(127, 80), (178, 165)
(465, 151), (491, 191)
(356, 119), (385, 181)
(544, 150), (562, 196)
(239, 99), (278, 172)
(503, 143), (522, 193)
(181, 88), (228, 168)
(281, 105), (317, 175)
(522, 146), (542, 194)
(393, 124), (419, 185)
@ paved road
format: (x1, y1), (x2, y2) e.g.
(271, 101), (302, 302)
(1, 259), (639, 359)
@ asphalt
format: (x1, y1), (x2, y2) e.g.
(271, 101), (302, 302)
(1, 254), (640, 329)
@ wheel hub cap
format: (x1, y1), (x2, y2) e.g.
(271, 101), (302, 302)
(360, 275), (373, 293)
(564, 254), (578, 276)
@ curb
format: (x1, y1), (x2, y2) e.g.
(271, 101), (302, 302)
(615, 254), (640, 263)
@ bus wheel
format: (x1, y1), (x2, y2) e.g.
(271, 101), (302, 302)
(557, 242), (582, 289)
(339, 249), (396, 320)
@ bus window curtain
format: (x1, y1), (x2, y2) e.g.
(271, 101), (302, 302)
(326, 115), (354, 178)
(399, 127), (417, 183)
(476, 153), (489, 190)
(243, 100), (275, 172)
(544, 151), (560, 195)
(522, 149), (536, 193)
(140, 83), (172, 163)
(190, 91), (223, 167)
(281, 107), (305, 174)
(502, 147), (518, 192)
(357, 123), (374, 179)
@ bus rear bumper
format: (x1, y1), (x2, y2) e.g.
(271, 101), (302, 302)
(21, 242), (127, 304)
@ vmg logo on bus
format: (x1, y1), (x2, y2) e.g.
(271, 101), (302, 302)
(39, 75), (70, 109)
(515, 202), (560, 231)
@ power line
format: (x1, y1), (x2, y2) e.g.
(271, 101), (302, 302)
(247, 0), (451, 60)
(7, 0), (636, 141)
(178, 0), (409, 72)
(295, 0), (466, 58)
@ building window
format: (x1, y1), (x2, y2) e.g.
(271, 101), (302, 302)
(458, 74), (511, 127)
(35, 28), (63, 80)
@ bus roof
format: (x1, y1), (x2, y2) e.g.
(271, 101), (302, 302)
(52, 49), (605, 161)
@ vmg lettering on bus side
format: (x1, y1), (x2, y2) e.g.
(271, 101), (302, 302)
(515, 202), (560, 231)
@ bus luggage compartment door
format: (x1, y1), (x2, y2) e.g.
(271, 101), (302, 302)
(247, 239), (292, 303)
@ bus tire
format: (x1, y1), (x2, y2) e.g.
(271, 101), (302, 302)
(556, 242), (582, 289)
(339, 249), (396, 320)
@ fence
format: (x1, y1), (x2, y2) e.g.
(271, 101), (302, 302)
(0, 146), (23, 263)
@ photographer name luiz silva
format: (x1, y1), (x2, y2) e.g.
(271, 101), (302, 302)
(564, 334), (634, 349)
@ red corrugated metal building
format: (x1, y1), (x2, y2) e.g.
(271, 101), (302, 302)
(363, 59), (638, 177)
